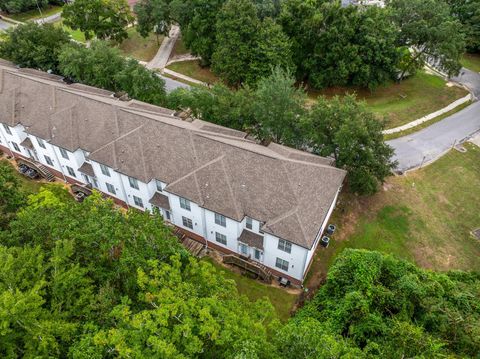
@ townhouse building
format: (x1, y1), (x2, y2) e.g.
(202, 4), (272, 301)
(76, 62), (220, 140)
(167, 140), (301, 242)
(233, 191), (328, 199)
(0, 62), (346, 285)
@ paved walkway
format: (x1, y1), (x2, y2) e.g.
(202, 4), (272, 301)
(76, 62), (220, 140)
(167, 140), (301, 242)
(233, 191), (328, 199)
(34, 11), (62, 24)
(0, 18), (13, 30)
(146, 25), (180, 70)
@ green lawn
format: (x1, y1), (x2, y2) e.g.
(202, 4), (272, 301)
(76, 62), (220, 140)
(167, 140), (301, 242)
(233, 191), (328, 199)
(203, 257), (298, 322)
(308, 71), (468, 129)
(114, 27), (163, 62)
(462, 53), (480, 73)
(305, 142), (480, 289)
(52, 20), (85, 43)
(3, 5), (62, 22)
(166, 60), (220, 85)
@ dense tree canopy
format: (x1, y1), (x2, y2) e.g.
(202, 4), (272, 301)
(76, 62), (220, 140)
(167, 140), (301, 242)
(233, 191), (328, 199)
(58, 41), (167, 105)
(135, 0), (176, 40)
(447, 0), (480, 52)
(0, 22), (70, 72)
(388, 0), (465, 79)
(288, 249), (480, 357)
(63, 0), (134, 42)
(0, 163), (26, 228)
(0, 0), (48, 14)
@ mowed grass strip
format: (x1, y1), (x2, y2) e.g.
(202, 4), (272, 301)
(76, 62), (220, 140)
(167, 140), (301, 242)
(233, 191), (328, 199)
(462, 53), (480, 73)
(203, 257), (297, 322)
(3, 5), (62, 22)
(305, 142), (480, 289)
(52, 19), (85, 43)
(308, 71), (468, 129)
(166, 60), (220, 85)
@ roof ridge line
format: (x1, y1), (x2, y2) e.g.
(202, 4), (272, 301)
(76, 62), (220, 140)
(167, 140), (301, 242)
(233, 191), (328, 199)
(219, 156), (242, 219)
(165, 155), (225, 189)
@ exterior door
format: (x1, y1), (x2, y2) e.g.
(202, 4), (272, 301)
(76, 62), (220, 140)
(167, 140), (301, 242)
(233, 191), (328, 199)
(239, 243), (248, 256)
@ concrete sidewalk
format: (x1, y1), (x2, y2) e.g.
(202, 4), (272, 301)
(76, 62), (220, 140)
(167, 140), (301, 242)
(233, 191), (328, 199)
(146, 25), (180, 70)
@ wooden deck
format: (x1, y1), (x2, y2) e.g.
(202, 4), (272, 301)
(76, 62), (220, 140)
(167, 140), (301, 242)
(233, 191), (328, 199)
(172, 227), (205, 257)
(223, 255), (272, 283)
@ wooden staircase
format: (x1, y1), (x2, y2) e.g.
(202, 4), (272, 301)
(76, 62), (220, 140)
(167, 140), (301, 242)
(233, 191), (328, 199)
(173, 227), (205, 257)
(16, 158), (55, 182)
(223, 255), (272, 282)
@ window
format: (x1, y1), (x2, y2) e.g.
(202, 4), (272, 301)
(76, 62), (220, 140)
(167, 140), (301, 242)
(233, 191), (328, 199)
(215, 213), (226, 227)
(37, 138), (46, 149)
(3, 124), (12, 135)
(182, 216), (193, 229)
(155, 180), (163, 192)
(59, 148), (69, 160)
(133, 195), (143, 208)
(179, 197), (191, 211)
(254, 248), (261, 260)
(215, 232), (227, 245)
(275, 258), (289, 272)
(66, 166), (76, 178)
(82, 174), (91, 184)
(165, 210), (171, 221)
(106, 182), (116, 195)
(44, 155), (53, 166)
(92, 178), (99, 188)
(239, 243), (248, 256)
(100, 164), (110, 177)
(246, 217), (253, 230)
(128, 176), (139, 190)
(11, 142), (20, 152)
(278, 239), (292, 254)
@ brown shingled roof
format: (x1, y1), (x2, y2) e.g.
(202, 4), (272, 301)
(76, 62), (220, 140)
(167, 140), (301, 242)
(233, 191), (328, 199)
(78, 162), (95, 178)
(149, 192), (171, 210)
(238, 229), (264, 250)
(0, 64), (346, 249)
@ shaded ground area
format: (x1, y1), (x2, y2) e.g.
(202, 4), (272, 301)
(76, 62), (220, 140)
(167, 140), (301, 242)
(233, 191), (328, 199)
(171, 36), (189, 58)
(115, 27), (163, 62)
(53, 19), (85, 42)
(203, 256), (298, 322)
(305, 142), (480, 290)
(308, 71), (468, 129)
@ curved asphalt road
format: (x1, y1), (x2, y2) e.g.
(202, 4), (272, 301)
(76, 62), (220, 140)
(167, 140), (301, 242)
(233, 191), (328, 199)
(387, 68), (480, 172)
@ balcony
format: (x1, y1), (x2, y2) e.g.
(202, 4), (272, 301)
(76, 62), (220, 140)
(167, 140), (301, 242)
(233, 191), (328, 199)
(223, 255), (272, 283)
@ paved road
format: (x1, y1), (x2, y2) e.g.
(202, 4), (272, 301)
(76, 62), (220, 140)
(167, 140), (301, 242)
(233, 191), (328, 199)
(159, 74), (190, 92)
(388, 67), (480, 172)
(0, 18), (13, 30)
(388, 101), (480, 171)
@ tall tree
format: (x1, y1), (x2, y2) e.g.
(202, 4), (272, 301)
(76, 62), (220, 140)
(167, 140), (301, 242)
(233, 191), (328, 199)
(302, 95), (396, 195)
(134, 0), (175, 43)
(212, 0), (260, 86)
(0, 163), (25, 228)
(0, 23), (71, 73)
(63, 0), (134, 42)
(252, 67), (306, 146)
(389, 0), (466, 79)
(0, 0), (48, 14)
(447, 0), (480, 52)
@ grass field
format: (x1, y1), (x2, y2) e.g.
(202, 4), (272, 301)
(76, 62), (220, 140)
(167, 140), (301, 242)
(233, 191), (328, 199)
(462, 53), (480, 72)
(204, 257), (298, 322)
(3, 5), (62, 22)
(114, 27), (163, 62)
(305, 142), (480, 289)
(171, 37), (189, 57)
(308, 71), (468, 129)
(167, 60), (220, 85)
(53, 20), (85, 43)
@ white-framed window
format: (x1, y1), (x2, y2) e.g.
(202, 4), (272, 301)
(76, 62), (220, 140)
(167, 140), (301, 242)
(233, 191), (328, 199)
(37, 137), (46, 149)
(275, 257), (289, 272)
(44, 155), (54, 166)
(182, 216), (193, 229)
(215, 232), (227, 245)
(11, 142), (20, 152)
(239, 243), (248, 256)
(254, 248), (262, 260)
(133, 195), (143, 208)
(179, 197), (191, 211)
(3, 124), (12, 135)
(165, 210), (171, 221)
(155, 180), (162, 192)
(92, 178), (98, 188)
(106, 182), (116, 195)
(278, 239), (292, 254)
(128, 176), (139, 190)
(59, 148), (69, 160)
(66, 166), (76, 178)
(82, 174), (91, 184)
(215, 213), (226, 227)
(100, 164), (110, 177)
(246, 217), (253, 230)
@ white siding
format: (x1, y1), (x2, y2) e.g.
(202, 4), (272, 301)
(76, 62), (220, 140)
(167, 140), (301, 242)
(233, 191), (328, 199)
(204, 210), (241, 253)
(168, 193), (205, 237)
(90, 161), (127, 202)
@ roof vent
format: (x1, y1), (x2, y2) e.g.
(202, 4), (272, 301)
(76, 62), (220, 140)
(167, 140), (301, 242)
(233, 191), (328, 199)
(63, 77), (74, 84)
(174, 108), (193, 122)
(114, 91), (130, 101)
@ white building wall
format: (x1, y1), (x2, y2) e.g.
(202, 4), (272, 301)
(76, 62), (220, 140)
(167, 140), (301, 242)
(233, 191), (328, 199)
(52, 146), (85, 182)
(168, 193), (205, 237)
(263, 233), (309, 281)
(0, 124), (29, 158)
(90, 161), (127, 202)
(119, 173), (150, 210)
(204, 210), (241, 253)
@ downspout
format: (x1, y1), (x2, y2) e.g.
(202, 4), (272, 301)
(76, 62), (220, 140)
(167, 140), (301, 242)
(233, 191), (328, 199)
(201, 206), (209, 251)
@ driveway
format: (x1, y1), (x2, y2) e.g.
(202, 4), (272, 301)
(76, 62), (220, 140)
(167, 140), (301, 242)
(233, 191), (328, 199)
(388, 101), (480, 171)
(147, 25), (180, 70)
(158, 74), (190, 92)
